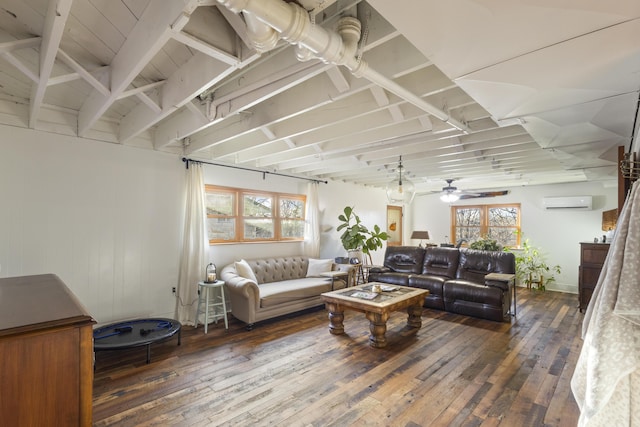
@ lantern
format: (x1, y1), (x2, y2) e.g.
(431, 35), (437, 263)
(205, 262), (217, 283)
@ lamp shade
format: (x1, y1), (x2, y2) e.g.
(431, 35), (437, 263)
(410, 231), (430, 240)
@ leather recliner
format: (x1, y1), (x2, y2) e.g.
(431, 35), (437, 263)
(368, 246), (515, 322)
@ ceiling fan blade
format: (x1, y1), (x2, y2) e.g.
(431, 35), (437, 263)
(458, 190), (510, 199)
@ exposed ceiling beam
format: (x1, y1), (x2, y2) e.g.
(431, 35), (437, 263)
(29, 0), (72, 129)
(77, 0), (201, 137)
(172, 31), (239, 65)
(119, 51), (239, 143)
(57, 50), (110, 96)
(1, 52), (39, 83)
(0, 37), (42, 53)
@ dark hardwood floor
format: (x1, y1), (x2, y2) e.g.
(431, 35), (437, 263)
(93, 289), (582, 426)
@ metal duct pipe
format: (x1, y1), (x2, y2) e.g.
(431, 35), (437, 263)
(217, 0), (469, 132)
(244, 11), (279, 52)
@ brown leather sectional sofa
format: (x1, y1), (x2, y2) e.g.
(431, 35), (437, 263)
(368, 246), (516, 322)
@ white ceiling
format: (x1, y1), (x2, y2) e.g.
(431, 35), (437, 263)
(0, 0), (638, 195)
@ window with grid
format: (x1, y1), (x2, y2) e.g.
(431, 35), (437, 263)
(451, 204), (521, 248)
(205, 185), (306, 243)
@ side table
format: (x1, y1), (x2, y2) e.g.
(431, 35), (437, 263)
(195, 280), (228, 333)
(485, 273), (517, 316)
(321, 271), (350, 290)
(361, 264), (383, 283)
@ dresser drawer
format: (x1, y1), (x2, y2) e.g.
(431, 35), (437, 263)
(578, 242), (609, 312)
(580, 243), (609, 265)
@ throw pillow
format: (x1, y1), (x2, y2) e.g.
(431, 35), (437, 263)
(306, 258), (333, 277)
(235, 259), (258, 283)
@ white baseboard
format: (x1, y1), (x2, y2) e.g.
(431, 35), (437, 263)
(515, 282), (577, 294)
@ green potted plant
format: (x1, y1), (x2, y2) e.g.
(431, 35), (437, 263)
(510, 237), (561, 291)
(469, 236), (503, 251)
(337, 206), (389, 264)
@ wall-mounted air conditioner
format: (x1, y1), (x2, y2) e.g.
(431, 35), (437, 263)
(542, 196), (593, 210)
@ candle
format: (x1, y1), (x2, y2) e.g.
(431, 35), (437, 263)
(207, 273), (215, 282)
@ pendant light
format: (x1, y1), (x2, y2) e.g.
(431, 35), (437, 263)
(386, 156), (415, 204)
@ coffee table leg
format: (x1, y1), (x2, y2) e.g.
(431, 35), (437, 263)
(326, 303), (345, 335)
(366, 312), (389, 348)
(146, 344), (151, 364)
(407, 303), (423, 329)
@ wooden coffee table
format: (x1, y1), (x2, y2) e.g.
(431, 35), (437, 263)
(321, 283), (429, 348)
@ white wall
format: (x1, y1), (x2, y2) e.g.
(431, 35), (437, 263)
(411, 181), (618, 293)
(0, 125), (392, 325)
(205, 168), (393, 267)
(0, 124), (619, 325)
(317, 181), (392, 265)
(0, 126), (184, 324)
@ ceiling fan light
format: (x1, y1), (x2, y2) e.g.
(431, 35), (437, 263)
(440, 192), (460, 203)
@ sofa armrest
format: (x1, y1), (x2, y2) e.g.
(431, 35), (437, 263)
(221, 269), (261, 324)
(225, 276), (260, 304)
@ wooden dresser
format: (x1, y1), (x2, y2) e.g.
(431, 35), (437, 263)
(578, 242), (610, 312)
(0, 274), (95, 426)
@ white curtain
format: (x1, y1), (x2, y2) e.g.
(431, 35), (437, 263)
(176, 162), (208, 325)
(571, 179), (640, 427)
(303, 182), (320, 258)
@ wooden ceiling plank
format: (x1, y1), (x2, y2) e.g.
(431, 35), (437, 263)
(325, 66), (350, 93)
(172, 31), (238, 65)
(29, 0), (73, 128)
(1, 52), (39, 83)
(135, 91), (161, 113)
(78, 0), (200, 137)
(0, 37), (42, 53)
(153, 49), (317, 149)
(182, 61), (333, 153)
(216, 3), (255, 58)
(57, 50), (110, 96)
(119, 51), (237, 143)
(118, 80), (165, 99)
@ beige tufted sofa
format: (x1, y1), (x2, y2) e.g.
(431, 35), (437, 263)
(221, 256), (354, 330)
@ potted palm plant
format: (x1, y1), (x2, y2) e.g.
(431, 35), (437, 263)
(511, 237), (561, 291)
(337, 206), (388, 265)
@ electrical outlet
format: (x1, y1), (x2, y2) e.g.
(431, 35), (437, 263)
(172, 286), (176, 295)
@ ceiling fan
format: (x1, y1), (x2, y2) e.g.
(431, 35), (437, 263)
(439, 179), (510, 202)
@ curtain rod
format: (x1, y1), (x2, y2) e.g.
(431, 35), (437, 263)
(182, 157), (328, 184)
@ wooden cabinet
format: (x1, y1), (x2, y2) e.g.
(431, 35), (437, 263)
(578, 243), (610, 312)
(0, 274), (95, 426)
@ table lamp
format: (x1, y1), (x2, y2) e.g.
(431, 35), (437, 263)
(411, 231), (430, 248)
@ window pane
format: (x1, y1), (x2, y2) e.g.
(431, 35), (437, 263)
(456, 208), (481, 226)
(244, 195), (272, 217)
(244, 219), (274, 239)
(206, 192), (234, 216)
(280, 198), (304, 219)
(489, 228), (518, 246)
(489, 207), (518, 226)
(457, 227), (481, 242)
(453, 204), (520, 249)
(207, 218), (235, 240)
(281, 219), (305, 238)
